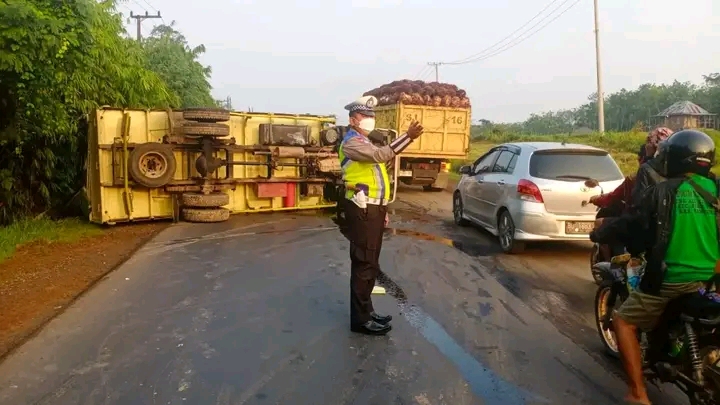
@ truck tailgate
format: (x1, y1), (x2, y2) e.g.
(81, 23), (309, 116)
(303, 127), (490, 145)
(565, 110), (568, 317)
(374, 105), (470, 158)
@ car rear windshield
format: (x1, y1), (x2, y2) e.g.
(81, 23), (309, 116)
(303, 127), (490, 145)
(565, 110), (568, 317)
(529, 150), (624, 182)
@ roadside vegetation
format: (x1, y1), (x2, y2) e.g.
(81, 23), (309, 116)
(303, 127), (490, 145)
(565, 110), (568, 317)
(0, 217), (103, 262)
(0, 0), (224, 259)
(450, 72), (720, 178)
(451, 129), (720, 179)
(1, 0), (719, 258)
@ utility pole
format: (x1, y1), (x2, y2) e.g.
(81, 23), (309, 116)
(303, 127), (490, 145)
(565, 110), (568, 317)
(593, 0), (605, 133)
(129, 11), (162, 41)
(427, 62), (442, 82)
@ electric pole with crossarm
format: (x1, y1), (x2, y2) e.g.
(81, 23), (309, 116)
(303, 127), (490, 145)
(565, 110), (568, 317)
(129, 11), (162, 41)
(427, 62), (442, 82)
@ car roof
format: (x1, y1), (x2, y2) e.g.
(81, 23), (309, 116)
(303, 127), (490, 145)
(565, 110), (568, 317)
(503, 141), (607, 152)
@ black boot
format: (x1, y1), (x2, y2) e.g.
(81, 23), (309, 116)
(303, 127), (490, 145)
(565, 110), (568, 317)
(371, 312), (392, 325)
(351, 320), (392, 335)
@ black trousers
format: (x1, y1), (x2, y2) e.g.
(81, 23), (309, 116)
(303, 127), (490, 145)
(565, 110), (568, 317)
(345, 202), (387, 325)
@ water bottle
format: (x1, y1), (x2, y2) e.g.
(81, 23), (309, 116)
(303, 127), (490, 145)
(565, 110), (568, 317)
(627, 264), (641, 290)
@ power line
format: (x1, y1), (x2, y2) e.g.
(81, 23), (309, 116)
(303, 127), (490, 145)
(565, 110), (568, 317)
(130, 0), (149, 13)
(129, 10), (162, 41)
(138, 0), (157, 12)
(443, 0), (580, 66)
(427, 62), (442, 82)
(416, 66), (435, 81)
(446, 0), (565, 65)
(411, 65), (430, 80)
(136, 0), (168, 25)
(128, 0), (167, 26)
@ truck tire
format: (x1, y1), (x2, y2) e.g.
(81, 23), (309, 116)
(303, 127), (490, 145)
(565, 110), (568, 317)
(128, 143), (177, 188)
(183, 122), (230, 137)
(182, 207), (230, 223)
(181, 192), (229, 208)
(183, 108), (230, 123)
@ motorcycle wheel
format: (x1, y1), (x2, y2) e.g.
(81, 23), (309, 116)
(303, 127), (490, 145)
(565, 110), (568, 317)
(590, 244), (603, 284)
(595, 282), (620, 358)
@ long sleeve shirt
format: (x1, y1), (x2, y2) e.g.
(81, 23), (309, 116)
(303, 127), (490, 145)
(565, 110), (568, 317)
(593, 175), (635, 213)
(341, 131), (413, 163)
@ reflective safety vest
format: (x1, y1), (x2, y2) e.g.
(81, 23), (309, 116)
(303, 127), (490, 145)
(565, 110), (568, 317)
(338, 130), (391, 202)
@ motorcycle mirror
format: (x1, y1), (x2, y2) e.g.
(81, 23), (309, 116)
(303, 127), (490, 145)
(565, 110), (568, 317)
(584, 179), (599, 188)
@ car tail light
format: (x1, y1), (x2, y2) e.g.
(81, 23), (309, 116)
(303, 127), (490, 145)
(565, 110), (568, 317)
(517, 179), (544, 203)
(440, 162), (450, 173)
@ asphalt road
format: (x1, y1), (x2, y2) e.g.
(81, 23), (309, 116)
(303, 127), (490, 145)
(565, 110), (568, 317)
(0, 188), (687, 405)
(395, 185), (689, 405)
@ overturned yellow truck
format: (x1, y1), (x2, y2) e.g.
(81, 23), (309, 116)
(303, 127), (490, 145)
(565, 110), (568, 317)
(86, 107), (398, 224)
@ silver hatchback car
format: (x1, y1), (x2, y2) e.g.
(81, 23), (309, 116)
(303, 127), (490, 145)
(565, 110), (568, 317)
(453, 142), (625, 253)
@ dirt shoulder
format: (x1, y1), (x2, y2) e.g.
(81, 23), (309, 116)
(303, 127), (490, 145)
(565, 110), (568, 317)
(0, 222), (168, 359)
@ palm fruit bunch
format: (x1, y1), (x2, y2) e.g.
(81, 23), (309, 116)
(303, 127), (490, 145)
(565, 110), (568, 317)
(363, 80), (471, 108)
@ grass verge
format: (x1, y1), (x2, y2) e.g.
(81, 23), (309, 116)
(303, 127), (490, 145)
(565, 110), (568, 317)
(450, 129), (720, 177)
(0, 218), (104, 263)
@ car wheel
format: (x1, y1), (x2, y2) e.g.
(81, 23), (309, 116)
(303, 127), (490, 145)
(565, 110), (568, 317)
(497, 210), (525, 254)
(453, 192), (469, 226)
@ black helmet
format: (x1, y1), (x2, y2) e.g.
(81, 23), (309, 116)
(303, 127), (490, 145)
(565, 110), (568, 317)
(655, 129), (715, 177)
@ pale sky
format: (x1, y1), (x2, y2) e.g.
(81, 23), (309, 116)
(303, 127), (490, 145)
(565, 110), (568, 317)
(121, 0), (718, 123)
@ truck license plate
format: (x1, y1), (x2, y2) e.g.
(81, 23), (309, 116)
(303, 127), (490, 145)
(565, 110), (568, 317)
(398, 170), (412, 177)
(565, 221), (594, 234)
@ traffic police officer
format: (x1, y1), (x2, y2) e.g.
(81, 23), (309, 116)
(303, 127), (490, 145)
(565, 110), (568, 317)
(339, 95), (424, 335)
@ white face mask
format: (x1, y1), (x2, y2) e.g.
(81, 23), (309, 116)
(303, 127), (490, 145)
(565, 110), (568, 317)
(358, 118), (375, 133)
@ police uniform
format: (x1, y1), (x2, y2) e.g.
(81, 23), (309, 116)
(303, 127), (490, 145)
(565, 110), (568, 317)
(340, 96), (415, 335)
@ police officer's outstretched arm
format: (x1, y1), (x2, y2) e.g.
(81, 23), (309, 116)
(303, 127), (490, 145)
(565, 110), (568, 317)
(342, 121), (424, 163)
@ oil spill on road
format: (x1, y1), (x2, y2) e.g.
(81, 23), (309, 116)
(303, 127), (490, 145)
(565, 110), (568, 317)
(375, 272), (548, 405)
(383, 228), (499, 257)
(383, 226), (585, 330)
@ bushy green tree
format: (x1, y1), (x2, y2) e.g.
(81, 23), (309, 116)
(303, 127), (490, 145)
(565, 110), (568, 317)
(0, 0), (177, 224)
(487, 74), (720, 135)
(143, 22), (215, 108)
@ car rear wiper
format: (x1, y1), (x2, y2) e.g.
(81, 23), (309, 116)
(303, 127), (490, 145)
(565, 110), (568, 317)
(554, 175), (592, 180)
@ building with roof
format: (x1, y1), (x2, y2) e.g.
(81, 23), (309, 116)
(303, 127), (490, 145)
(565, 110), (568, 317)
(654, 100), (716, 131)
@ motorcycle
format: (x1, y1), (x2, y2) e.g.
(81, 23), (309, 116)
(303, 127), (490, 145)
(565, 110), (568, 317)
(593, 255), (720, 404)
(583, 178), (629, 285)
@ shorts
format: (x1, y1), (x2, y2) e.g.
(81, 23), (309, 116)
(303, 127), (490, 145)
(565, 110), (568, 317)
(615, 282), (704, 330)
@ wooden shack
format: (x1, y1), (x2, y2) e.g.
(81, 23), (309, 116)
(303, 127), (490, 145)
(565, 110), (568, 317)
(654, 101), (716, 131)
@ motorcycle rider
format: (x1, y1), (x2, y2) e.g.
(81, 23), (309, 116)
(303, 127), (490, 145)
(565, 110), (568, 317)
(611, 129), (719, 405)
(628, 127), (673, 210)
(590, 127), (673, 258)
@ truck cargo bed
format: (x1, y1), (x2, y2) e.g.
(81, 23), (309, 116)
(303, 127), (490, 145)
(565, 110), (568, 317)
(374, 104), (470, 158)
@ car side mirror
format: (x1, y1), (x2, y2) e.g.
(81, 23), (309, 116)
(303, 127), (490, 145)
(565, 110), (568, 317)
(459, 165), (471, 175)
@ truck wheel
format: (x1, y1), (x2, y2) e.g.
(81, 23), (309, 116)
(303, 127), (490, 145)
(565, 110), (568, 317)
(181, 192), (229, 208)
(422, 185), (443, 192)
(182, 207), (230, 223)
(128, 143), (177, 188)
(183, 108), (230, 123)
(183, 122), (230, 137)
